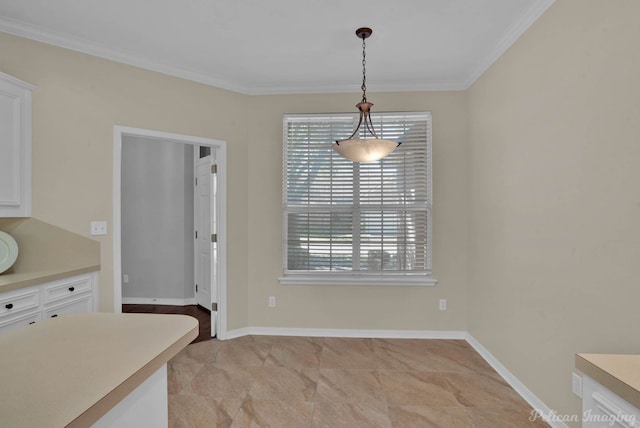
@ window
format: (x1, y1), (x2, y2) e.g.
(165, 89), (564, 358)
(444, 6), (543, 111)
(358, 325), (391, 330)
(281, 112), (435, 286)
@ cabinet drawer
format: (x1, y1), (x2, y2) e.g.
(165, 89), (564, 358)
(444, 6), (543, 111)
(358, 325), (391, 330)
(43, 275), (92, 304)
(44, 294), (93, 319)
(0, 287), (40, 318)
(0, 310), (41, 334)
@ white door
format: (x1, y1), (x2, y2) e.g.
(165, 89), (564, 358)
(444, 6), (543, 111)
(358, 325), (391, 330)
(194, 147), (218, 337)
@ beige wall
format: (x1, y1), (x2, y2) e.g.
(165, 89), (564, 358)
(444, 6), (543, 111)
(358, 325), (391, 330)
(468, 0), (640, 424)
(0, 32), (250, 329)
(1, 31), (470, 333)
(247, 92), (469, 330)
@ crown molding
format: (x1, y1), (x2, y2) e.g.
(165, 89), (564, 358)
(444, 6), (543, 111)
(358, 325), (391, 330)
(246, 80), (468, 95)
(0, 16), (252, 94)
(463, 0), (556, 89)
(0, 1), (556, 95)
(0, 17), (468, 95)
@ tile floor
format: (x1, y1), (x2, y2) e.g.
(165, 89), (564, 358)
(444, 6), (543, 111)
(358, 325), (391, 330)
(167, 336), (549, 427)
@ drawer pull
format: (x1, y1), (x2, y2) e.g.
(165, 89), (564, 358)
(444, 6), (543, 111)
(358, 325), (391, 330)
(29, 321), (36, 325)
(68, 287), (75, 292)
(5, 303), (13, 309)
(51, 314), (58, 318)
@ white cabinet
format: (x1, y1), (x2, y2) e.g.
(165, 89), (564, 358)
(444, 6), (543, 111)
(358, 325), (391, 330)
(0, 72), (34, 217)
(583, 375), (639, 428)
(0, 273), (98, 334)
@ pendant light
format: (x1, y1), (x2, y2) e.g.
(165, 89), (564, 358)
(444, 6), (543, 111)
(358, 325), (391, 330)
(332, 27), (400, 163)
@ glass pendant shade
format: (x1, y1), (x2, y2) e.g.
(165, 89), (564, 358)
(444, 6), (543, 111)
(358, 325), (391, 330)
(333, 100), (400, 162)
(332, 138), (399, 163)
(332, 28), (400, 163)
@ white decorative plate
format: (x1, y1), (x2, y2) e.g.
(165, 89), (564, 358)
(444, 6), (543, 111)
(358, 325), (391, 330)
(0, 231), (19, 274)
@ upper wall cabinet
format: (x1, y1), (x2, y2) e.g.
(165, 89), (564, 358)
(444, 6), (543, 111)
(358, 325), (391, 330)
(0, 72), (34, 217)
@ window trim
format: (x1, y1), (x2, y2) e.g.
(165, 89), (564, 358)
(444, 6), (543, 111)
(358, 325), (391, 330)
(278, 274), (437, 286)
(280, 111), (436, 287)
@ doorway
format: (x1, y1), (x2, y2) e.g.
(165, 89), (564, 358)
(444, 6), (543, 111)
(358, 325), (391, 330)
(113, 126), (228, 339)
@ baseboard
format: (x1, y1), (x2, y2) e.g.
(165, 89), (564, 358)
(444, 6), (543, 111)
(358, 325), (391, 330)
(465, 334), (569, 428)
(121, 297), (197, 306)
(223, 327), (252, 340)
(225, 326), (467, 340)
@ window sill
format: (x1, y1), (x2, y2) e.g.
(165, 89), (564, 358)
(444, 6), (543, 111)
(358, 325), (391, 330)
(278, 275), (437, 286)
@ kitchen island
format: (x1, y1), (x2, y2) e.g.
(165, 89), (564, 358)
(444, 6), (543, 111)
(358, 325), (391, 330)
(0, 312), (198, 427)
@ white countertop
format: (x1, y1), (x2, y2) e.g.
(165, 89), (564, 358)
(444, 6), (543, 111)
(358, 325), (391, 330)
(0, 265), (100, 293)
(0, 312), (198, 427)
(0, 217), (101, 293)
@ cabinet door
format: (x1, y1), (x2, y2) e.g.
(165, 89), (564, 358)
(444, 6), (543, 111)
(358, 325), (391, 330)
(0, 72), (34, 217)
(0, 310), (41, 335)
(583, 375), (640, 428)
(44, 294), (93, 319)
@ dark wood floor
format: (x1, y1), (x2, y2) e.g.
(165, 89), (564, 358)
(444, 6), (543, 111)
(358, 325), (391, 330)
(122, 304), (212, 343)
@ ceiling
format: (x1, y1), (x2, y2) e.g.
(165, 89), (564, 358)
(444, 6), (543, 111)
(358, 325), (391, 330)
(0, 0), (555, 95)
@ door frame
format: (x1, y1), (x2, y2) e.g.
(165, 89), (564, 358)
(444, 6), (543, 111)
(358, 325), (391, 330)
(112, 125), (228, 339)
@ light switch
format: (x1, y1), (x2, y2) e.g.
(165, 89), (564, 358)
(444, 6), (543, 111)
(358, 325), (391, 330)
(90, 221), (108, 236)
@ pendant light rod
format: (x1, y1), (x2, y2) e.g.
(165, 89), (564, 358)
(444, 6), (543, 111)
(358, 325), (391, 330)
(340, 27), (376, 142)
(356, 27), (372, 103)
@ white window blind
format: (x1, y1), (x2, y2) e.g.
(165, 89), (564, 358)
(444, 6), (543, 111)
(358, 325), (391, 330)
(282, 112), (434, 285)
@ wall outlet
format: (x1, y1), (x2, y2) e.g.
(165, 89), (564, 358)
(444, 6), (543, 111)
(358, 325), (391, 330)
(439, 299), (447, 311)
(123, 274), (129, 284)
(90, 221), (108, 236)
(268, 296), (276, 308)
(572, 373), (582, 398)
